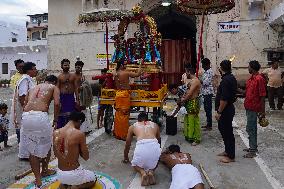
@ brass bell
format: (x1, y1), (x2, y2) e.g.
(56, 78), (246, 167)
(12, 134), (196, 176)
(258, 117), (269, 127)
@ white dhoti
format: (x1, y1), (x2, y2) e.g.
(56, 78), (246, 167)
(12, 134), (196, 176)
(131, 139), (161, 171)
(80, 109), (92, 133)
(57, 166), (96, 186)
(19, 111), (52, 158)
(170, 164), (203, 189)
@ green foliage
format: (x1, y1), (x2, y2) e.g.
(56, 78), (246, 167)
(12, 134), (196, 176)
(0, 79), (10, 84)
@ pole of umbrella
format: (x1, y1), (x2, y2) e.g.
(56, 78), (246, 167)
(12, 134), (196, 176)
(196, 11), (205, 77)
(105, 20), (109, 69)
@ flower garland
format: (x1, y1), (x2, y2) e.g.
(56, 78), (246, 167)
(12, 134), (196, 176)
(78, 5), (162, 67)
(177, 0), (235, 15)
(78, 10), (133, 23)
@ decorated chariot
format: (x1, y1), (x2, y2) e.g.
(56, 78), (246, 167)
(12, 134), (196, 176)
(79, 5), (168, 126)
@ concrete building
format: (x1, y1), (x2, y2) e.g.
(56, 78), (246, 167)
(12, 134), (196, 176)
(48, 0), (139, 75)
(203, 0), (284, 80)
(48, 0), (283, 81)
(0, 14), (48, 80)
(27, 13), (48, 41)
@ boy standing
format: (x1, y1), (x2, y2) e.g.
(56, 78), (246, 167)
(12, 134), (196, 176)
(0, 103), (12, 150)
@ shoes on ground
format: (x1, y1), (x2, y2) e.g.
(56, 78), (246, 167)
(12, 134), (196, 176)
(243, 148), (258, 153)
(243, 152), (257, 158)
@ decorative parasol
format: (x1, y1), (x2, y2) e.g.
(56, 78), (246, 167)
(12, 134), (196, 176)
(79, 4), (162, 70)
(176, 0), (235, 77)
(78, 9), (132, 23)
(79, 0), (133, 68)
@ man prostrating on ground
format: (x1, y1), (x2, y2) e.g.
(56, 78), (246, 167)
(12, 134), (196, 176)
(123, 112), (161, 186)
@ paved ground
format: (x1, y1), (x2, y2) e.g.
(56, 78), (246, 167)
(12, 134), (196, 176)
(0, 88), (283, 189)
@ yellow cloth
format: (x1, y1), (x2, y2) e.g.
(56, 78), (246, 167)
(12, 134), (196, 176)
(114, 90), (130, 140)
(10, 72), (22, 89)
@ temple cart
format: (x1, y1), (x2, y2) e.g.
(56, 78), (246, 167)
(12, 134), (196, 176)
(79, 5), (168, 128)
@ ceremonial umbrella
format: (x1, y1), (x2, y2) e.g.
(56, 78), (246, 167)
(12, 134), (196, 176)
(79, 0), (133, 68)
(176, 0), (235, 76)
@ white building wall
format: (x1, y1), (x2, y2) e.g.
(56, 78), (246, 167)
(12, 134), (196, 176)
(0, 41), (48, 80)
(198, 0), (281, 81)
(0, 21), (26, 43)
(48, 0), (282, 81)
(48, 0), (140, 74)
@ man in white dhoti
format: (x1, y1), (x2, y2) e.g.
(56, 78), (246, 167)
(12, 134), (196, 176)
(21, 75), (60, 187)
(123, 112), (161, 186)
(9, 62), (37, 160)
(160, 144), (204, 189)
(53, 112), (96, 189)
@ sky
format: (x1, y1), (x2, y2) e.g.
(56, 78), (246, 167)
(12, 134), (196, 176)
(0, 0), (48, 26)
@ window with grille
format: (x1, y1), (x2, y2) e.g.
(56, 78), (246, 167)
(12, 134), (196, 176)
(43, 15), (48, 22)
(32, 17), (38, 24)
(42, 31), (47, 39)
(32, 31), (41, 40)
(267, 51), (284, 65)
(82, 0), (100, 13)
(2, 63), (8, 74)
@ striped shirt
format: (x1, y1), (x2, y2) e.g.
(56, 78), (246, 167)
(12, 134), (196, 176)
(177, 85), (188, 98)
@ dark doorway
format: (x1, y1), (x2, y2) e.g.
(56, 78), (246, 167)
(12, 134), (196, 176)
(148, 5), (197, 85)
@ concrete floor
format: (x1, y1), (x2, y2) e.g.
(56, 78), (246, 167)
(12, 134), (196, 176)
(0, 88), (283, 189)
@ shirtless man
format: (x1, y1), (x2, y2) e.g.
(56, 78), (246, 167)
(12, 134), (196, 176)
(114, 61), (142, 90)
(113, 61), (143, 140)
(123, 112), (161, 186)
(53, 112), (96, 189)
(180, 67), (202, 145)
(21, 75), (60, 187)
(160, 144), (204, 189)
(57, 59), (79, 129)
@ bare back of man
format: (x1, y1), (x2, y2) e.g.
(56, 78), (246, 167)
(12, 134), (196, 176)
(53, 112), (96, 189)
(160, 152), (192, 169)
(132, 121), (159, 141)
(53, 124), (84, 171)
(24, 83), (59, 112)
(21, 76), (60, 187)
(160, 145), (204, 189)
(123, 113), (161, 186)
(114, 63), (142, 90)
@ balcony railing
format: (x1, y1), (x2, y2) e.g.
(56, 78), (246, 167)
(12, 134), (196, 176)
(26, 22), (48, 29)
